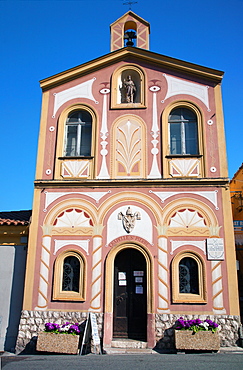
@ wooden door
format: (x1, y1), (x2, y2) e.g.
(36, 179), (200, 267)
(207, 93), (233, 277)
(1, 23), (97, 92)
(113, 248), (147, 340)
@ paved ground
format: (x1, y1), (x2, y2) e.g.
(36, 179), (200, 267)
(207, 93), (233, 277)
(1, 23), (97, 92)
(1, 350), (243, 370)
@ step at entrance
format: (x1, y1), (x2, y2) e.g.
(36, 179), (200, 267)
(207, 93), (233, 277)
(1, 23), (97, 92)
(104, 339), (158, 354)
(111, 338), (147, 349)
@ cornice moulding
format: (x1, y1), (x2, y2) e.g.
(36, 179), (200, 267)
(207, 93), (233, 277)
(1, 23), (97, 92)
(34, 177), (229, 189)
(40, 48), (224, 91)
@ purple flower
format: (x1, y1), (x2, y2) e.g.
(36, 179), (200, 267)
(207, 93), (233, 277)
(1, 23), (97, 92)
(175, 317), (218, 332)
(44, 322), (60, 332)
(205, 319), (219, 328)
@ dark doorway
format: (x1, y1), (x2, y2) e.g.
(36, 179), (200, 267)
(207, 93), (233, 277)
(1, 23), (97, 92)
(113, 248), (147, 340)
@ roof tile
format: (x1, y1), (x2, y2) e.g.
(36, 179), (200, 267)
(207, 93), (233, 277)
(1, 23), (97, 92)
(0, 210), (32, 225)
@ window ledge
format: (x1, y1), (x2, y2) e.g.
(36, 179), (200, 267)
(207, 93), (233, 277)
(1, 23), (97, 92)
(53, 297), (85, 302)
(111, 103), (146, 110)
(173, 294), (207, 304)
(53, 291), (85, 301)
(58, 156), (94, 160)
(166, 154), (202, 158)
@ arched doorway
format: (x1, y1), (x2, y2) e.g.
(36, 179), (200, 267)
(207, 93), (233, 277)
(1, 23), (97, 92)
(113, 248), (147, 340)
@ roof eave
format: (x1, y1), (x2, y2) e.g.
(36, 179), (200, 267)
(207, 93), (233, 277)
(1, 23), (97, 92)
(40, 47), (224, 91)
(110, 10), (150, 30)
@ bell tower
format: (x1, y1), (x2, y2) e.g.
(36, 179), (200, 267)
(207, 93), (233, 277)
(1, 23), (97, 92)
(110, 11), (150, 51)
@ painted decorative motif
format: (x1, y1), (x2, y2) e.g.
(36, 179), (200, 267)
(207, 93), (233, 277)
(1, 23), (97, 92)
(36, 209), (93, 310)
(90, 225), (104, 311)
(111, 22), (123, 51)
(36, 230), (51, 310)
(169, 158), (200, 177)
(61, 160), (90, 178)
(44, 191), (110, 209)
(211, 260), (226, 314)
(45, 120), (55, 177)
(53, 209), (93, 228)
(168, 209), (208, 236)
(115, 118), (143, 178)
(170, 240), (206, 255)
(157, 233), (170, 312)
(52, 78), (98, 118)
(118, 207), (141, 233)
(169, 209), (206, 228)
(163, 74), (210, 110)
(136, 23), (149, 49)
(97, 88), (110, 179)
(208, 121), (217, 175)
(148, 85), (161, 178)
(54, 240), (89, 255)
(150, 190), (218, 210)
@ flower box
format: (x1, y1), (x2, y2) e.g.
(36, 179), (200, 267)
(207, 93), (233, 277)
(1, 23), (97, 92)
(37, 332), (80, 354)
(174, 330), (220, 351)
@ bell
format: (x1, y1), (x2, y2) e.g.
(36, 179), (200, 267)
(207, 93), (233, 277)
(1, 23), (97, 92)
(124, 30), (137, 47)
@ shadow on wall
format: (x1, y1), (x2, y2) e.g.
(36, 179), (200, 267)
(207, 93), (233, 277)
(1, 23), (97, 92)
(3, 245), (27, 352)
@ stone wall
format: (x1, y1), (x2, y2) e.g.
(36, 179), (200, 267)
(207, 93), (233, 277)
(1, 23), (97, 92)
(16, 311), (241, 353)
(16, 310), (103, 354)
(155, 314), (241, 349)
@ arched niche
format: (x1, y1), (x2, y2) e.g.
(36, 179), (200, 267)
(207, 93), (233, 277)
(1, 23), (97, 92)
(111, 65), (146, 109)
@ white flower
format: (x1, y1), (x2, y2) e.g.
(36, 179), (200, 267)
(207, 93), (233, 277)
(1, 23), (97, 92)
(60, 324), (71, 332)
(199, 322), (209, 330)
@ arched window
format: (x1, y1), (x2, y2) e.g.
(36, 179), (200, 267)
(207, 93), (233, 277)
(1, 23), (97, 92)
(64, 110), (92, 157)
(179, 257), (199, 294)
(53, 251), (86, 301)
(62, 256), (80, 292)
(171, 251), (207, 303)
(169, 107), (198, 155)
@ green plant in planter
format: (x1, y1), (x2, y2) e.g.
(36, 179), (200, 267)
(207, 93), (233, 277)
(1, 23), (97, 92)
(175, 317), (219, 333)
(44, 322), (81, 335)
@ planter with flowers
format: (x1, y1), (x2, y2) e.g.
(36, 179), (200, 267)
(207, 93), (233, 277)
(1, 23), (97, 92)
(174, 318), (220, 351)
(37, 322), (81, 354)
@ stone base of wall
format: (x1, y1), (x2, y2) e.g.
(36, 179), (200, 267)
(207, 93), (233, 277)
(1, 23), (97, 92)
(16, 311), (241, 353)
(155, 314), (241, 350)
(16, 310), (103, 355)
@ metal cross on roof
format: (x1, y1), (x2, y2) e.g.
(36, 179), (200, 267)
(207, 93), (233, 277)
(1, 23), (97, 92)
(123, 1), (138, 10)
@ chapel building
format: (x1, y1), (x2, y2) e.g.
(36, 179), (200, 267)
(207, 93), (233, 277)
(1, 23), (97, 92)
(17, 12), (240, 351)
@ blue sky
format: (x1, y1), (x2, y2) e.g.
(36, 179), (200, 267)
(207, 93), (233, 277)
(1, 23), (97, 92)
(0, 0), (242, 211)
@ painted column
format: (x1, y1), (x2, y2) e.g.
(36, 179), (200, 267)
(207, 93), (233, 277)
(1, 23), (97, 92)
(90, 225), (104, 311)
(157, 226), (170, 312)
(35, 225), (52, 310)
(148, 85), (161, 178)
(211, 260), (226, 314)
(97, 88), (110, 179)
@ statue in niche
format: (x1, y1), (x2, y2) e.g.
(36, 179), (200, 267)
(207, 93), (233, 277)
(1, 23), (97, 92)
(118, 207), (141, 233)
(120, 75), (136, 103)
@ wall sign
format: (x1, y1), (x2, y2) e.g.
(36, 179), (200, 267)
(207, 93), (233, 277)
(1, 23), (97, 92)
(119, 280), (127, 286)
(118, 272), (126, 280)
(206, 238), (225, 260)
(133, 271), (144, 276)
(135, 285), (143, 294)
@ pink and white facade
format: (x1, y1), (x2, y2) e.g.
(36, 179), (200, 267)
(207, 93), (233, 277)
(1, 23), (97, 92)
(17, 12), (240, 351)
